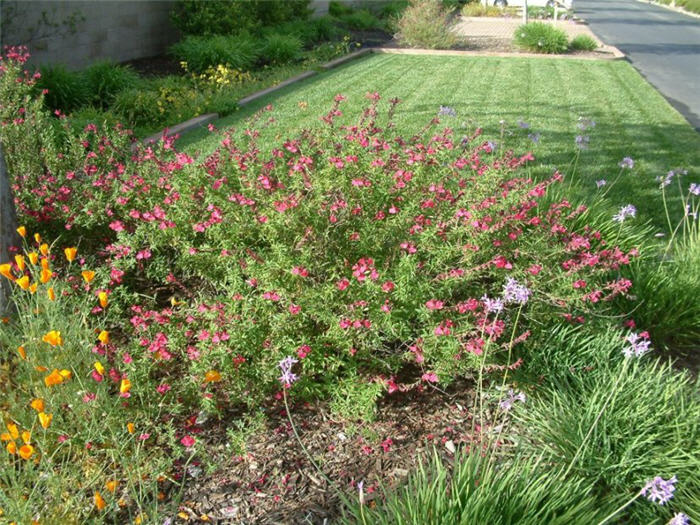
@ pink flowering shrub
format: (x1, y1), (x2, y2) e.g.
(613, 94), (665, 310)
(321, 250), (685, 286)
(2, 48), (636, 418)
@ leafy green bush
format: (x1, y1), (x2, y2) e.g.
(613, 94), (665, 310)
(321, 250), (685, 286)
(462, 2), (504, 16)
(34, 63), (88, 112)
(395, 0), (459, 49)
(110, 87), (163, 130)
(82, 60), (140, 109)
(379, 0), (410, 19)
(569, 34), (598, 51)
(339, 9), (382, 30)
(68, 106), (122, 133)
(513, 22), (569, 54)
(329, 0), (355, 17)
(169, 34), (259, 73)
(261, 33), (303, 64)
(170, 0), (312, 36)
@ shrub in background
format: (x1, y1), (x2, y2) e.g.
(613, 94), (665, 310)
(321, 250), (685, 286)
(338, 9), (383, 30)
(170, 0), (312, 36)
(513, 22), (568, 54)
(395, 0), (459, 49)
(34, 63), (88, 112)
(169, 34), (259, 73)
(462, 2), (504, 16)
(82, 60), (140, 109)
(329, 0), (355, 17)
(569, 34), (598, 51)
(261, 33), (303, 64)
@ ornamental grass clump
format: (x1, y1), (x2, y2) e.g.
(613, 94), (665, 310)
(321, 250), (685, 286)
(395, 0), (459, 49)
(514, 22), (569, 54)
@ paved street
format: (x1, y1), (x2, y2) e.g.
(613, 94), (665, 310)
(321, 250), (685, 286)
(576, 0), (700, 130)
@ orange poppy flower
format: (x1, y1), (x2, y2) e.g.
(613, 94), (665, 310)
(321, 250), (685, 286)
(82, 270), (95, 283)
(34, 233), (41, 243)
(47, 287), (56, 301)
(30, 398), (45, 412)
(0, 263), (13, 281)
(38, 412), (52, 429)
(64, 247), (77, 262)
(19, 444), (34, 460)
(44, 369), (64, 387)
(105, 480), (118, 492)
(6, 441), (17, 454)
(16, 276), (30, 290)
(17, 346), (26, 359)
(27, 252), (39, 265)
(16, 226), (27, 238)
(126, 422), (135, 434)
(59, 369), (71, 380)
(119, 378), (131, 395)
(98, 330), (109, 344)
(39, 243), (49, 256)
(42, 330), (63, 347)
(35, 365), (48, 372)
(21, 431), (31, 445)
(98, 291), (109, 308)
(29, 283), (37, 294)
(6, 423), (19, 440)
(40, 268), (52, 284)
(94, 491), (106, 510)
(14, 255), (25, 271)
(40, 258), (49, 270)
(204, 370), (222, 383)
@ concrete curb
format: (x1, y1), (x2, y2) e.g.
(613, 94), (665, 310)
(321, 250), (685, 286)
(142, 113), (219, 147)
(636, 0), (700, 19)
(371, 46), (624, 60)
(238, 70), (317, 106)
(319, 48), (372, 70)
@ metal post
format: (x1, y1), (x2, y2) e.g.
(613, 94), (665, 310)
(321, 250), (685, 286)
(523, 0), (529, 23)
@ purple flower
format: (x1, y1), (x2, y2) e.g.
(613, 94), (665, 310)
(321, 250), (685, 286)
(358, 480), (365, 505)
(528, 132), (541, 143)
(499, 389), (526, 411)
(518, 120), (530, 129)
(485, 140), (497, 153)
(689, 183), (700, 196)
(618, 157), (634, 169)
(613, 204), (636, 223)
(577, 116), (596, 130)
(481, 294), (504, 314)
(502, 277), (531, 305)
(596, 179), (607, 188)
(575, 135), (590, 149)
(622, 332), (652, 358)
(278, 356), (299, 387)
(641, 475), (677, 505)
(668, 513), (690, 525)
(438, 105), (456, 117)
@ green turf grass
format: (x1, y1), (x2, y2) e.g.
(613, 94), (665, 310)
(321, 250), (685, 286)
(180, 54), (699, 232)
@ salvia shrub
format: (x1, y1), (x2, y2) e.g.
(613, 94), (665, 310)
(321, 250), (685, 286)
(395, 0), (459, 49)
(513, 22), (569, 54)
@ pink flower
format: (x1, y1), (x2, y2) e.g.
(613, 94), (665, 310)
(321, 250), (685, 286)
(262, 290), (280, 301)
(336, 278), (350, 291)
(381, 281), (395, 293)
(291, 266), (309, 277)
(156, 383), (171, 395)
(425, 299), (444, 310)
(180, 435), (196, 448)
(288, 303), (301, 315)
(109, 220), (125, 232)
(421, 372), (438, 383)
(297, 345), (311, 359)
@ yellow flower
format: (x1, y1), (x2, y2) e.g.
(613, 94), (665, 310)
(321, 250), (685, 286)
(40, 268), (52, 284)
(29, 282), (37, 294)
(98, 330), (109, 344)
(16, 276), (30, 290)
(119, 378), (131, 395)
(59, 369), (71, 380)
(19, 444), (34, 460)
(27, 251), (39, 265)
(30, 398), (45, 412)
(39, 243), (49, 256)
(21, 431), (31, 445)
(47, 287), (56, 301)
(105, 480), (118, 492)
(14, 255), (25, 271)
(44, 369), (64, 387)
(0, 263), (13, 281)
(64, 247), (77, 262)
(94, 361), (105, 375)
(82, 270), (95, 283)
(6, 441), (17, 455)
(42, 330), (63, 347)
(204, 370), (222, 383)
(99, 291), (109, 308)
(40, 258), (49, 270)
(126, 422), (135, 434)
(38, 412), (52, 429)
(94, 491), (106, 511)
(17, 346), (26, 359)
(16, 226), (26, 238)
(4, 423), (19, 440)
(34, 233), (41, 243)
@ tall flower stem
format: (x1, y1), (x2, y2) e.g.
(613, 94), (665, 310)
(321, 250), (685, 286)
(596, 490), (642, 525)
(562, 358), (629, 479)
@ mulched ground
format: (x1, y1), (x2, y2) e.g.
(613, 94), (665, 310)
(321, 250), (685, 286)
(175, 379), (505, 524)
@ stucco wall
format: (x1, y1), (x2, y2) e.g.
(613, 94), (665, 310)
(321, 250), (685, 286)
(0, 0), (179, 69)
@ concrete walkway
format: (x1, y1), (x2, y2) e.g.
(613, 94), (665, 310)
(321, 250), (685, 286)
(576, 0), (700, 131)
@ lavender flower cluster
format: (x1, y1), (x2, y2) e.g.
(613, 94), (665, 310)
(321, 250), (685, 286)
(642, 475), (677, 505)
(278, 356), (299, 388)
(622, 332), (652, 358)
(613, 204), (637, 223)
(499, 389), (526, 411)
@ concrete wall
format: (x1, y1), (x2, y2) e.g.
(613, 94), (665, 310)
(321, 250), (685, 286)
(0, 1), (179, 69)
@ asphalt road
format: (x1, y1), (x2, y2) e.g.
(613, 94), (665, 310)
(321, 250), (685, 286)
(575, 0), (700, 131)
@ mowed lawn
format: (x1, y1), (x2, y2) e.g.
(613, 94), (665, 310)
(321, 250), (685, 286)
(180, 53), (700, 230)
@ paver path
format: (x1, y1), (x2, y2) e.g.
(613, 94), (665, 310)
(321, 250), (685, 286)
(576, 0), (700, 131)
